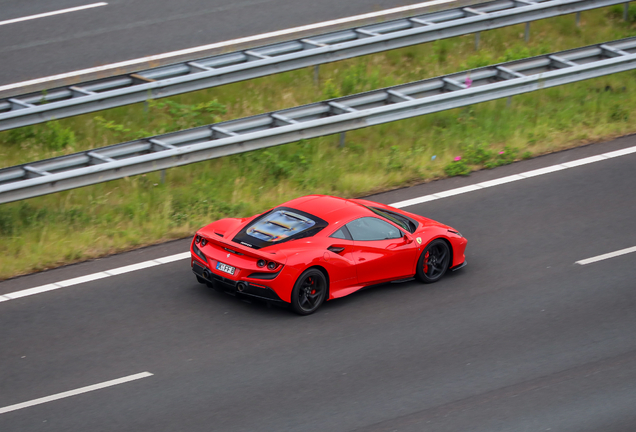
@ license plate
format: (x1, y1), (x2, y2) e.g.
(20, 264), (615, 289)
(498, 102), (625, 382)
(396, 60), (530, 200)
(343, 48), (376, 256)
(216, 262), (235, 275)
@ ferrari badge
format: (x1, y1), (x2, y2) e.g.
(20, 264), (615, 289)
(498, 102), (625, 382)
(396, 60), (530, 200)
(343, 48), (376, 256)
(416, 237), (422, 245)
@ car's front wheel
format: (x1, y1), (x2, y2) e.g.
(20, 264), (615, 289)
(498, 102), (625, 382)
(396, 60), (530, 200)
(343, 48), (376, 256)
(291, 269), (327, 315)
(416, 239), (451, 283)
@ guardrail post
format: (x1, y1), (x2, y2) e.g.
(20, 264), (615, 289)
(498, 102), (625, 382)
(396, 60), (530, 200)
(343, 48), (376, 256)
(160, 169), (166, 184)
(575, 11), (581, 27)
(339, 132), (346, 148)
(475, 32), (481, 51)
(524, 22), (530, 42)
(314, 65), (320, 86)
(624, 2), (630, 21)
(507, 96), (512, 107)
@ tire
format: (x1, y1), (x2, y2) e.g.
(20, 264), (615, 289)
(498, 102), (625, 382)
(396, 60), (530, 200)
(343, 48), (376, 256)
(416, 239), (451, 284)
(291, 269), (328, 315)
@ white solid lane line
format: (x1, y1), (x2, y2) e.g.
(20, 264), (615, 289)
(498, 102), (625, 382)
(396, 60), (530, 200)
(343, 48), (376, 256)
(0, 0), (455, 93)
(2, 145), (636, 303)
(0, 372), (153, 415)
(575, 246), (636, 265)
(4, 283), (62, 300)
(2, 252), (190, 301)
(0, 3), (108, 27)
(104, 260), (161, 276)
(388, 144), (636, 208)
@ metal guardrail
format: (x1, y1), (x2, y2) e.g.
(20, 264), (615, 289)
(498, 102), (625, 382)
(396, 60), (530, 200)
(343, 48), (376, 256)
(2, 37), (636, 204)
(0, 0), (481, 100)
(0, 0), (626, 131)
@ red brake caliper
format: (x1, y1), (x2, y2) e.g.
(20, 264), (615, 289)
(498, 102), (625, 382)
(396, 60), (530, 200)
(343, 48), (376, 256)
(423, 251), (430, 274)
(309, 277), (316, 295)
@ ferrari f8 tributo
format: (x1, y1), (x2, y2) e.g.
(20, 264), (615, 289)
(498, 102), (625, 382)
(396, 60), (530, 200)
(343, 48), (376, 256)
(191, 195), (467, 315)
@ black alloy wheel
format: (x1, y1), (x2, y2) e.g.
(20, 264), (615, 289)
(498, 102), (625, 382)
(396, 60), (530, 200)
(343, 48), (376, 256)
(416, 239), (451, 283)
(291, 269), (328, 315)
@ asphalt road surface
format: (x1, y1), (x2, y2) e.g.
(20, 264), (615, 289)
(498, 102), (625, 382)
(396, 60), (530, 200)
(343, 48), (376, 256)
(1, 135), (635, 431)
(0, 0), (426, 87)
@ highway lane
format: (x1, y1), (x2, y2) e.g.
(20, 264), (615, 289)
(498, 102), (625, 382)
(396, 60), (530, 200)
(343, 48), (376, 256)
(1, 136), (636, 431)
(0, 0), (436, 88)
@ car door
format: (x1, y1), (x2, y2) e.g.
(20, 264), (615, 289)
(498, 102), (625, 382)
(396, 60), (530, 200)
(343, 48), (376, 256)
(346, 217), (418, 285)
(323, 225), (359, 298)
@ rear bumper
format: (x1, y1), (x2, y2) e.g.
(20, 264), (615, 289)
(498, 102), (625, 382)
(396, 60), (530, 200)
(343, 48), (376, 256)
(192, 261), (286, 303)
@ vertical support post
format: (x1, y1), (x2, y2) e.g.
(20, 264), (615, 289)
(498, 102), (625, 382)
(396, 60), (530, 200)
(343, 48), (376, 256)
(143, 100), (149, 124)
(475, 32), (480, 51)
(160, 169), (166, 184)
(339, 132), (346, 148)
(575, 11), (581, 27)
(524, 22), (530, 42)
(314, 65), (320, 86)
(624, 2), (630, 21)
(507, 96), (512, 107)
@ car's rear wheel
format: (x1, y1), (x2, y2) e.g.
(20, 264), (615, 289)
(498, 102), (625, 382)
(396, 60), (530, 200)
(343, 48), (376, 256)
(416, 239), (451, 283)
(291, 269), (327, 315)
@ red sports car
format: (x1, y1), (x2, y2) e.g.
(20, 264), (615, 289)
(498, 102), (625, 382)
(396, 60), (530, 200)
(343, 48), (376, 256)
(190, 195), (467, 315)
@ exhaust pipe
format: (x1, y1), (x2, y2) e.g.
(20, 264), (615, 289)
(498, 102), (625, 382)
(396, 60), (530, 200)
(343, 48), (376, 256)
(202, 269), (210, 279)
(237, 282), (247, 292)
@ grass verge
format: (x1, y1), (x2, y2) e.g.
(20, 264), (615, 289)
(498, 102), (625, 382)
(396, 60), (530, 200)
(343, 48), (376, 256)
(1, 7), (636, 280)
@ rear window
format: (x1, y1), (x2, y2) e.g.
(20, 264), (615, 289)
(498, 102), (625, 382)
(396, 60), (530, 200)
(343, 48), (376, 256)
(232, 207), (328, 249)
(248, 210), (316, 242)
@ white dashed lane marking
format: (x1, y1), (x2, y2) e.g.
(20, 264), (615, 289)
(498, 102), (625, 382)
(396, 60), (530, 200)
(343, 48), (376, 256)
(0, 372), (153, 415)
(575, 246), (636, 265)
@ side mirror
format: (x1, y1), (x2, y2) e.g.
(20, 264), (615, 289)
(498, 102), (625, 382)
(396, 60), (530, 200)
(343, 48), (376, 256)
(404, 234), (414, 244)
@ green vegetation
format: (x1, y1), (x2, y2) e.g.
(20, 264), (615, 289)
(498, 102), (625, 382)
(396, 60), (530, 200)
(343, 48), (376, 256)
(1, 8), (636, 279)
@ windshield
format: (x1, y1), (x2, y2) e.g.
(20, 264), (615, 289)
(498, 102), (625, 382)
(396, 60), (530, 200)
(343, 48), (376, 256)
(365, 206), (418, 233)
